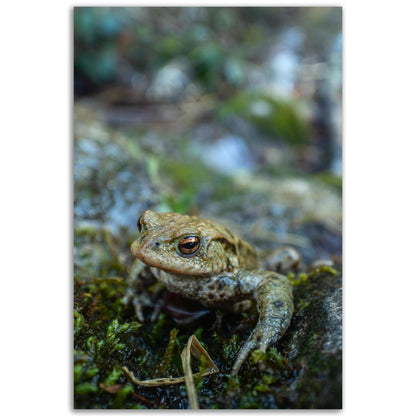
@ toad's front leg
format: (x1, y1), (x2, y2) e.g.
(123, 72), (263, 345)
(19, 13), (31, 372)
(231, 271), (294, 376)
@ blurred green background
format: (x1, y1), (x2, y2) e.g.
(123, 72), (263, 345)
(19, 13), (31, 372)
(74, 6), (342, 230)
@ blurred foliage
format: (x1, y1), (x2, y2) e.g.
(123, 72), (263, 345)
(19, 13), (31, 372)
(217, 91), (308, 145)
(74, 7), (341, 97)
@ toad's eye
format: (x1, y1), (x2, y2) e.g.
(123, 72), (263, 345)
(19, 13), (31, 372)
(137, 216), (144, 232)
(178, 236), (201, 256)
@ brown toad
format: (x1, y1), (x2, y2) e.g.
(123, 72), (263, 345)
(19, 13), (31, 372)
(126, 210), (297, 375)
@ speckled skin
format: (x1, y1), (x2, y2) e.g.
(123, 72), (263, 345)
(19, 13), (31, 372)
(129, 210), (294, 375)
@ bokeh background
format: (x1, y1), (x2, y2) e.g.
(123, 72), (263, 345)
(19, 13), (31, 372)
(74, 7), (342, 233)
(74, 7), (342, 409)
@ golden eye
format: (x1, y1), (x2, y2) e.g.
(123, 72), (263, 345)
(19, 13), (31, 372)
(137, 216), (144, 232)
(178, 236), (200, 256)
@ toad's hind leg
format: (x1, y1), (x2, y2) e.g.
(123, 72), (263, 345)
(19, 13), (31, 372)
(231, 272), (294, 376)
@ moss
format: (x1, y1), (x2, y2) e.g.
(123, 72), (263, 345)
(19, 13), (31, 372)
(312, 172), (342, 193)
(74, 274), (181, 408)
(289, 272), (310, 287)
(309, 265), (339, 277)
(74, 223), (341, 409)
(217, 91), (309, 146)
(154, 328), (179, 377)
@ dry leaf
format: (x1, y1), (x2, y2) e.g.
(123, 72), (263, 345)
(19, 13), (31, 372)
(99, 382), (124, 394)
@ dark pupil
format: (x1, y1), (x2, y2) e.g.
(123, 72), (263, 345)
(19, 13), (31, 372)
(179, 237), (200, 254)
(137, 216), (143, 231)
(182, 240), (197, 249)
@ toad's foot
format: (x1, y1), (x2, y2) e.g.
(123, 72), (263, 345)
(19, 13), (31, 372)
(123, 259), (161, 322)
(231, 272), (293, 376)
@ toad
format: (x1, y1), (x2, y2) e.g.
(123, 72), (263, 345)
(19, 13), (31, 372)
(126, 210), (297, 375)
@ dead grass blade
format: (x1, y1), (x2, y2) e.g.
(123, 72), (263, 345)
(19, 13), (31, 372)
(122, 334), (219, 409)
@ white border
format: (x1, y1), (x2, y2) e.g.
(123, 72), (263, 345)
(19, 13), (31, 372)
(2, 1), (416, 414)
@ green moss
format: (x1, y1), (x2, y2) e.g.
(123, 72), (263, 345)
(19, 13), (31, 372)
(254, 374), (277, 392)
(74, 223), (341, 409)
(103, 367), (123, 386)
(75, 382), (99, 395)
(111, 384), (135, 409)
(154, 328), (179, 377)
(313, 172), (342, 193)
(290, 272), (310, 287)
(298, 299), (311, 312)
(309, 265), (339, 277)
(217, 91), (309, 146)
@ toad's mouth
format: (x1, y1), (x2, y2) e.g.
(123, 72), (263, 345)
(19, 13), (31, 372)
(130, 238), (217, 278)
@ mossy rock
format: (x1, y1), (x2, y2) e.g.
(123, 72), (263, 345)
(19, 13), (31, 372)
(74, 246), (342, 409)
(217, 91), (309, 146)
